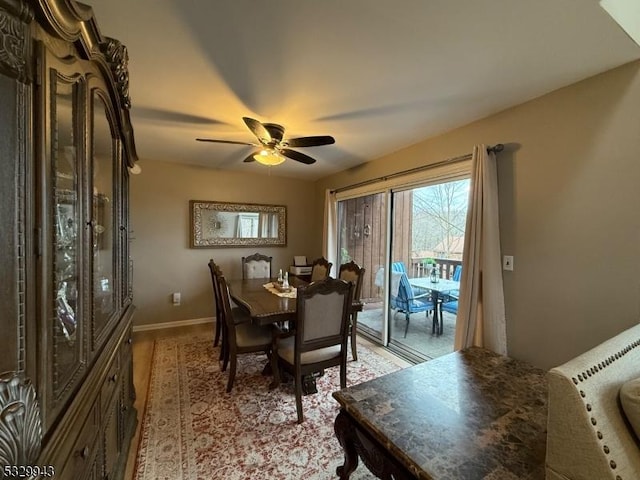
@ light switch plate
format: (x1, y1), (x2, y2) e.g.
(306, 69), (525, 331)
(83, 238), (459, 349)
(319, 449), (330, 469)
(503, 255), (514, 271)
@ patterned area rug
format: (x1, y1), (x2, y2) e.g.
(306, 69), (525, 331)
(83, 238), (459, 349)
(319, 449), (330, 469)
(134, 332), (402, 480)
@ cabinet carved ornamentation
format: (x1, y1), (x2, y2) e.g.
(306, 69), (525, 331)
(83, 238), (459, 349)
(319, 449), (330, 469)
(100, 37), (130, 107)
(0, 1), (32, 81)
(0, 372), (42, 467)
(0, 1), (139, 478)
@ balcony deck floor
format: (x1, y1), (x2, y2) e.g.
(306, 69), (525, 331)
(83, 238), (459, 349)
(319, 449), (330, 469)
(357, 303), (457, 361)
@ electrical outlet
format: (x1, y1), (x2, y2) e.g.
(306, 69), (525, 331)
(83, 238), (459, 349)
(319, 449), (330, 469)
(172, 292), (181, 305)
(502, 255), (514, 271)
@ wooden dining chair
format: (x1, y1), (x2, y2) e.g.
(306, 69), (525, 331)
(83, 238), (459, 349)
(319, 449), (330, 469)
(339, 261), (365, 361)
(216, 274), (272, 392)
(271, 277), (353, 423)
(208, 259), (223, 349)
(210, 260), (250, 361)
(309, 256), (332, 282)
(241, 252), (272, 279)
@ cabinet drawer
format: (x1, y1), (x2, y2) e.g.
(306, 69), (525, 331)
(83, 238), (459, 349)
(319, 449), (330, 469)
(101, 353), (121, 414)
(57, 403), (99, 480)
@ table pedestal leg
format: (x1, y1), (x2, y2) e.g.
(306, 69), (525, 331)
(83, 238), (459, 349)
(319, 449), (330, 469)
(302, 374), (318, 395)
(431, 294), (445, 336)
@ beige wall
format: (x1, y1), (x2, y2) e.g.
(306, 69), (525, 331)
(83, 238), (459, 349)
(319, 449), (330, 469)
(314, 60), (640, 370)
(132, 61), (640, 369)
(130, 161), (318, 327)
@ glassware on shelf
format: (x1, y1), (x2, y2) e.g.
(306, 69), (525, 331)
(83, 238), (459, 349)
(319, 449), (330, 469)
(56, 281), (76, 343)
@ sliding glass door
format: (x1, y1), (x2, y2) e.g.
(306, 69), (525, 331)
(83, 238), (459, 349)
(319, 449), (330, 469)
(388, 179), (469, 361)
(337, 193), (387, 344)
(335, 169), (470, 363)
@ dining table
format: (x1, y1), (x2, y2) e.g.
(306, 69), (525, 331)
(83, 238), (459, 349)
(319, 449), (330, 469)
(227, 276), (307, 326)
(228, 276), (363, 325)
(227, 276), (363, 394)
(408, 277), (460, 336)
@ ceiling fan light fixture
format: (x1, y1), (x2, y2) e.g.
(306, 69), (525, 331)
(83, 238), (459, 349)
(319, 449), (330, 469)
(253, 149), (285, 166)
(197, 116), (333, 166)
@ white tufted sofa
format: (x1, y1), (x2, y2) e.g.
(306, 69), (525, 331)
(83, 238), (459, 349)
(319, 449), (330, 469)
(546, 323), (640, 480)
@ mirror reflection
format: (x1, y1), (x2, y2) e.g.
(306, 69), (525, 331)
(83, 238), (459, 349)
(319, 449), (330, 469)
(190, 201), (286, 247)
(207, 211), (280, 239)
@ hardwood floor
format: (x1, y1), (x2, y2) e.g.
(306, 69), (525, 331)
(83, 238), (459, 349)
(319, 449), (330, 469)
(122, 321), (410, 479)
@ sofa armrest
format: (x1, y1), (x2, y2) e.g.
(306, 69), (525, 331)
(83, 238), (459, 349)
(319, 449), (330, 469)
(545, 323), (640, 480)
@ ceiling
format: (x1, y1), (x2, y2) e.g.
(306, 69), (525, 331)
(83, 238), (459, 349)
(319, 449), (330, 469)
(85, 0), (640, 180)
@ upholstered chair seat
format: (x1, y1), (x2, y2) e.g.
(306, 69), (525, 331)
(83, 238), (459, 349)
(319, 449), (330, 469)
(275, 336), (341, 364)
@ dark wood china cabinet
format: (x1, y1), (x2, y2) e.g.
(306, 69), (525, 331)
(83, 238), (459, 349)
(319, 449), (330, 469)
(0, 1), (137, 478)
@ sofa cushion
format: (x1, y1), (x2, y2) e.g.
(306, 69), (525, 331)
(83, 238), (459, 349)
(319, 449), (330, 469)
(620, 377), (640, 441)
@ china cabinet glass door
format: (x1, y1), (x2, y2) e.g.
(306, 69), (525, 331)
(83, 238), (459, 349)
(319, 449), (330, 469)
(50, 69), (85, 405)
(91, 91), (118, 345)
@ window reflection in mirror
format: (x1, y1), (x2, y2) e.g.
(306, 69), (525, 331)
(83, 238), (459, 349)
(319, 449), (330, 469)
(190, 201), (286, 247)
(208, 211), (280, 239)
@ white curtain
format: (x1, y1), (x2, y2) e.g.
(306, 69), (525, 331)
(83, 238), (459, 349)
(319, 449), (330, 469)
(323, 189), (338, 277)
(258, 212), (277, 238)
(259, 213), (269, 237)
(454, 145), (507, 355)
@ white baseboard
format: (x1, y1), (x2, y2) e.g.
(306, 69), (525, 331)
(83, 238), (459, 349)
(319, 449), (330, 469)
(132, 316), (215, 333)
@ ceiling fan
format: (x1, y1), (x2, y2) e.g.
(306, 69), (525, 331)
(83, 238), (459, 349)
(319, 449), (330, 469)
(196, 117), (335, 166)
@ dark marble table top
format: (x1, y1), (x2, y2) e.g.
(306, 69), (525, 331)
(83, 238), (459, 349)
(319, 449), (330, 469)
(333, 347), (548, 480)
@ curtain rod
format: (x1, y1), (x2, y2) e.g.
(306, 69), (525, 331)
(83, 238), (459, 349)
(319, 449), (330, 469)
(330, 143), (504, 194)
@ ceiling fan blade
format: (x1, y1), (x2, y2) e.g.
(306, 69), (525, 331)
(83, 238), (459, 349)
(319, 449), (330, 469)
(280, 148), (316, 165)
(196, 138), (256, 146)
(286, 135), (335, 148)
(243, 117), (272, 144)
(243, 153), (256, 163)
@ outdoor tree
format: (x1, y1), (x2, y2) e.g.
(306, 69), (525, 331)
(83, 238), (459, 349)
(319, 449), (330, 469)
(411, 179), (469, 259)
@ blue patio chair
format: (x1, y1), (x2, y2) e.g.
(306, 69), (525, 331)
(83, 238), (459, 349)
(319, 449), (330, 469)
(439, 265), (461, 318)
(438, 265), (462, 332)
(392, 261), (429, 295)
(446, 264), (462, 298)
(391, 262), (406, 274)
(389, 271), (433, 337)
(440, 299), (458, 315)
(452, 265), (462, 281)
